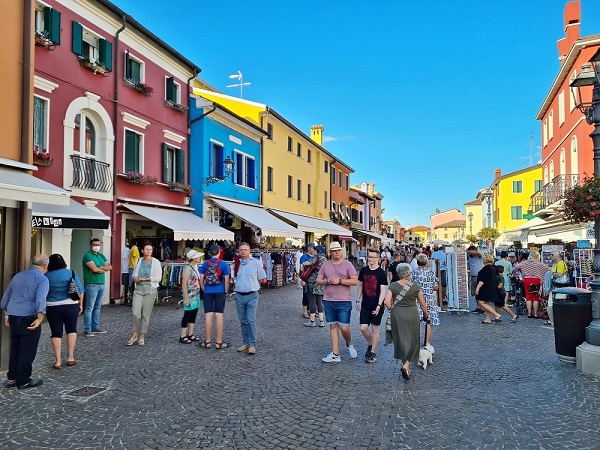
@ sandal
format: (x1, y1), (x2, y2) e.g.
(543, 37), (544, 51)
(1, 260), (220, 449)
(66, 359), (78, 366)
(53, 362), (62, 369)
(533, 314), (539, 319)
(527, 314), (533, 318)
(179, 336), (192, 344)
(127, 337), (138, 346)
(480, 320), (493, 324)
(187, 335), (199, 342)
(400, 366), (410, 380)
(510, 316), (518, 323)
(215, 342), (230, 350)
(199, 341), (212, 348)
(493, 318), (502, 323)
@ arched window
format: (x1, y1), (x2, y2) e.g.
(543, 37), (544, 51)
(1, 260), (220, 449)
(544, 165), (548, 184)
(570, 136), (578, 176)
(549, 160), (555, 180)
(560, 148), (566, 175)
(73, 112), (97, 157)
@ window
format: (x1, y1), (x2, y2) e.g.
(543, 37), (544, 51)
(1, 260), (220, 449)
(124, 129), (143, 173)
(234, 151), (256, 189)
(72, 22), (112, 71)
(548, 110), (554, 141)
(307, 149), (311, 163)
(307, 184), (311, 204)
(266, 123), (273, 141)
(211, 141), (224, 178)
(267, 166), (273, 192)
(512, 180), (523, 193)
(331, 201), (336, 212)
(287, 176), (293, 198)
(324, 191), (328, 209)
(569, 71), (577, 111)
(297, 142), (302, 158)
(543, 119), (548, 147)
(330, 167), (336, 184)
(35, 4), (61, 44)
(162, 143), (184, 183)
(125, 51), (144, 83)
(345, 174), (349, 190)
(165, 77), (180, 104)
(324, 161), (328, 173)
(534, 179), (543, 192)
(287, 137), (293, 152)
(33, 96), (48, 154)
(346, 206), (350, 219)
(359, 210), (363, 223)
(338, 171), (342, 187)
(297, 180), (302, 200)
(511, 206), (523, 220)
(73, 113), (97, 157)
(558, 91), (565, 125)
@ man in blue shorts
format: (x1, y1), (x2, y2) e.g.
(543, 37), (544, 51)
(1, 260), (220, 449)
(316, 242), (359, 363)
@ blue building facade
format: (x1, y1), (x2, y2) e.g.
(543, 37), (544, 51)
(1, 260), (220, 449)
(188, 95), (265, 216)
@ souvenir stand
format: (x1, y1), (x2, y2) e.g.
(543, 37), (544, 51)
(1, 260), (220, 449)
(573, 242), (594, 289)
(446, 248), (469, 313)
(541, 244), (564, 267)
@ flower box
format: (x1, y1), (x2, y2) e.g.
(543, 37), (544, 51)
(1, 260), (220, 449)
(34, 33), (55, 50)
(125, 171), (157, 186)
(33, 154), (53, 167)
(125, 79), (154, 97)
(165, 101), (188, 113)
(79, 58), (108, 75)
(168, 182), (193, 195)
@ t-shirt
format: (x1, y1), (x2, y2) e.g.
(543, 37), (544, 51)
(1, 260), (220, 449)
(129, 245), (140, 269)
(319, 260), (357, 301)
(497, 274), (506, 300)
(389, 261), (400, 282)
(495, 259), (513, 291)
(82, 250), (107, 285)
(432, 250), (447, 271)
(467, 254), (484, 276)
(358, 266), (389, 308)
(121, 247), (130, 274)
(199, 258), (231, 294)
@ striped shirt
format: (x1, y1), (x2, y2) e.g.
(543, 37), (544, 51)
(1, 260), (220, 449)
(514, 260), (550, 280)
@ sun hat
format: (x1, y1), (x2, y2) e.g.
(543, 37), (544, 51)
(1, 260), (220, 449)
(186, 250), (203, 260)
(330, 242), (342, 251)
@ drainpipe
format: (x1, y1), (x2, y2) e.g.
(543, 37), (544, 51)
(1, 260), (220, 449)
(109, 15), (127, 301)
(18, 0), (34, 272)
(186, 70), (198, 186)
(259, 107), (271, 206)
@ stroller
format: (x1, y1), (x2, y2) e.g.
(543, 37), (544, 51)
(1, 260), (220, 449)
(510, 275), (528, 316)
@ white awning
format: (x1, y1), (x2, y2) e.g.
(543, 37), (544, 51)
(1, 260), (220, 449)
(122, 204), (234, 241)
(268, 209), (352, 237)
(0, 166), (69, 206)
(210, 199), (303, 239)
(32, 199), (109, 229)
(354, 229), (385, 241)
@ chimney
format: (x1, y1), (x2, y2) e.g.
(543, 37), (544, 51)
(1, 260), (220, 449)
(368, 182), (374, 196)
(361, 181), (368, 193)
(557, 1), (581, 63)
(495, 168), (502, 178)
(310, 125), (324, 146)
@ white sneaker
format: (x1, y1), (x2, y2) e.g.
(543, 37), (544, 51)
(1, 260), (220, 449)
(347, 344), (358, 359)
(322, 352), (341, 363)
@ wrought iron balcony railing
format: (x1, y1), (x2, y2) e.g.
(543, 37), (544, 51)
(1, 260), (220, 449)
(529, 174), (579, 213)
(71, 155), (112, 192)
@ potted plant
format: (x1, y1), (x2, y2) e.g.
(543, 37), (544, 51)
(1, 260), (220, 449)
(134, 82), (154, 96)
(33, 146), (53, 166)
(125, 171), (157, 186)
(563, 175), (600, 223)
(168, 182), (193, 195)
(34, 30), (54, 49)
(78, 57), (108, 75)
(165, 101), (188, 113)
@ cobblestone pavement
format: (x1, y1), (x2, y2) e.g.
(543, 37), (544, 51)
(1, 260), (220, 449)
(1, 284), (599, 449)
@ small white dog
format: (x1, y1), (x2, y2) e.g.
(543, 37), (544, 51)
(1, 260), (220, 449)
(418, 344), (435, 370)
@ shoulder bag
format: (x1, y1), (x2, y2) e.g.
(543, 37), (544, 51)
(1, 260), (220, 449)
(68, 271), (81, 300)
(384, 281), (413, 346)
(299, 263), (319, 282)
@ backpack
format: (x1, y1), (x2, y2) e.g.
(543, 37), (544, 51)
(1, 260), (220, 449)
(205, 259), (223, 286)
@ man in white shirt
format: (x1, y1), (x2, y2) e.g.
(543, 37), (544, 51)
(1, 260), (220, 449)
(120, 242), (131, 305)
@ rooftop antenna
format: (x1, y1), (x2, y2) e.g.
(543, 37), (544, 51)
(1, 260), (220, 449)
(226, 71), (251, 98)
(520, 132), (535, 167)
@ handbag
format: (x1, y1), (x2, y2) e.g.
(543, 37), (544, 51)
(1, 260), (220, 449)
(384, 281), (413, 346)
(68, 271), (81, 300)
(299, 264), (318, 282)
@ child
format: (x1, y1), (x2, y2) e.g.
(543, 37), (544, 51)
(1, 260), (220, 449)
(496, 265), (518, 323)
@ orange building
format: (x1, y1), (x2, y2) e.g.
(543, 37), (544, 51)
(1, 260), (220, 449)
(430, 209), (464, 240)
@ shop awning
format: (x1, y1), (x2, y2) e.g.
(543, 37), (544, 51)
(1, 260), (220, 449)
(354, 229), (386, 241)
(338, 236), (359, 243)
(122, 204), (234, 241)
(32, 199), (109, 229)
(268, 209), (352, 237)
(0, 166), (69, 206)
(209, 198), (303, 239)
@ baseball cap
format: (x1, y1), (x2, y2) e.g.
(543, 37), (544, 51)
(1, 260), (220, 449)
(186, 250), (203, 260)
(306, 242), (316, 248)
(330, 242), (342, 251)
(209, 244), (220, 253)
(315, 245), (326, 253)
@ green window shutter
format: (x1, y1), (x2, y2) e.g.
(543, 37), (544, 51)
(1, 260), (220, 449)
(166, 77), (175, 102)
(124, 51), (132, 79)
(98, 39), (113, 71)
(72, 21), (82, 56)
(175, 149), (185, 183)
(46, 8), (61, 44)
(124, 131), (139, 172)
(162, 143), (169, 182)
(131, 60), (141, 82)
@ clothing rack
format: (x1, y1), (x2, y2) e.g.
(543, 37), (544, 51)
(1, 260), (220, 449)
(159, 262), (187, 303)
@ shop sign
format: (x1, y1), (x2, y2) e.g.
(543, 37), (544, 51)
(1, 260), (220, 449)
(32, 216), (62, 228)
(31, 216), (109, 229)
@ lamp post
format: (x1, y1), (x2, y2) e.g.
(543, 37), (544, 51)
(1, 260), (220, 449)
(203, 155), (235, 186)
(570, 49), (600, 353)
(483, 188), (493, 228)
(468, 212), (473, 235)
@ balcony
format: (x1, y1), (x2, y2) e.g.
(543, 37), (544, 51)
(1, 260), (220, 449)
(71, 155), (112, 192)
(529, 174), (579, 213)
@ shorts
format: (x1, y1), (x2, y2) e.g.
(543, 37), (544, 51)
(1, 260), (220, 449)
(470, 276), (478, 296)
(323, 300), (351, 326)
(359, 304), (384, 326)
(203, 292), (226, 314)
(128, 268), (135, 287)
(440, 270), (447, 287)
(121, 273), (129, 286)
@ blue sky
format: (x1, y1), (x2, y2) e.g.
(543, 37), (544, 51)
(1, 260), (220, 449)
(113, 0), (600, 227)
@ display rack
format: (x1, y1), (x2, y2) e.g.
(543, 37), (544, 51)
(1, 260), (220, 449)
(446, 251), (469, 313)
(574, 248), (594, 289)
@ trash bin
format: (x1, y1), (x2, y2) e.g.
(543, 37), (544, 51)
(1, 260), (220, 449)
(552, 287), (593, 363)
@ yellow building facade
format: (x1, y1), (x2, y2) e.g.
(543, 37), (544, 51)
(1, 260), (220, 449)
(405, 226), (429, 245)
(464, 199), (483, 237)
(193, 89), (334, 218)
(492, 165), (542, 232)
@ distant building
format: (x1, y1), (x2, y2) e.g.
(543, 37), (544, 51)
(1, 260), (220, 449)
(405, 226), (429, 245)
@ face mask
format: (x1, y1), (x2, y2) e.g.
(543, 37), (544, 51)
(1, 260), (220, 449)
(92, 246), (101, 253)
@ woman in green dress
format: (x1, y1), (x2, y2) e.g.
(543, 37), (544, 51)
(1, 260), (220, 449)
(384, 263), (429, 380)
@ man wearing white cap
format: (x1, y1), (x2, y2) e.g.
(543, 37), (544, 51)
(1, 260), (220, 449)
(316, 241), (359, 363)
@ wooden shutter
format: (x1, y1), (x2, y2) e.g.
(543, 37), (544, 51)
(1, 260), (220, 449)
(162, 143), (169, 182)
(175, 148), (185, 183)
(247, 158), (255, 188)
(45, 8), (61, 44)
(72, 21), (82, 56)
(131, 60), (140, 82)
(124, 51), (131, 79)
(98, 39), (113, 71)
(124, 131), (139, 172)
(166, 77), (175, 102)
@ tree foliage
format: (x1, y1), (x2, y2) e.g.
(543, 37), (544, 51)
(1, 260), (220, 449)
(477, 227), (500, 241)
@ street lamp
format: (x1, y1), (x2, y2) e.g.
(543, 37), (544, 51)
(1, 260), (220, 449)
(203, 155), (235, 186)
(483, 188), (493, 228)
(468, 212), (473, 235)
(570, 48), (600, 350)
